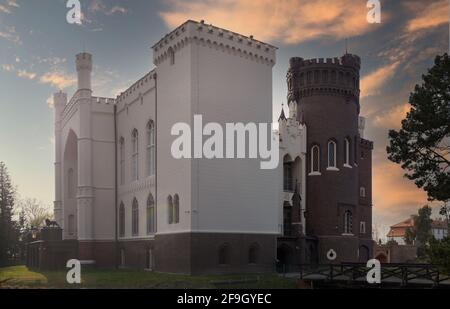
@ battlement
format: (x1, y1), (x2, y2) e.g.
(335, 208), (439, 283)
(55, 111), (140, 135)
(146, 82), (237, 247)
(152, 20), (277, 66)
(92, 96), (115, 105)
(289, 53), (360, 70)
(360, 138), (374, 150)
(76, 52), (93, 70)
(287, 53), (361, 105)
(115, 70), (156, 104)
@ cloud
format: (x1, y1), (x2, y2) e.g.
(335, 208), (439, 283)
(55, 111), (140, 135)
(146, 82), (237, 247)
(0, 25), (21, 44)
(373, 160), (429, 226)
(360, 61), (400, 98)
(1, 63), (14, 72)
(89, 0), (128, 16)
(39, 71), (76, 89)
(17, 69), (36, 80)
(405, 0), (448, 33)
(46, 96), (54, 108)
(0, 0), (19, 14)
(373, 103), (410, 129)
(159, 0), (378, 45)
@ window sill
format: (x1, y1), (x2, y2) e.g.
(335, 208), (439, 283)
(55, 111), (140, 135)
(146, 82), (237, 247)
(341, 233), (354, 236)
(343, 164), (352, 169)
(326, 167), (340, 172)
(308, 172), (322, 176)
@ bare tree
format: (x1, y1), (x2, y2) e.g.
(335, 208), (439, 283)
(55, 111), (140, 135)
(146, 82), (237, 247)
(19, 198), (52, 228)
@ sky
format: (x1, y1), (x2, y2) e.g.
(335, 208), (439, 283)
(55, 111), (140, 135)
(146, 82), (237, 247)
(0, 0), (448, 238)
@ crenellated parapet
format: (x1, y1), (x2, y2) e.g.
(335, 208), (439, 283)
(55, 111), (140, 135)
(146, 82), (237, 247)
(287, 54), (361, 108)
(152, 20), (277, 67)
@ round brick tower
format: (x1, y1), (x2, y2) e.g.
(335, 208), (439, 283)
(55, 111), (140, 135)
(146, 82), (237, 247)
(287, 54), (366, 263)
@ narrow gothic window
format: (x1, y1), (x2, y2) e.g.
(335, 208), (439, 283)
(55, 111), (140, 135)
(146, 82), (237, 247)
(360, 221), (366, 234)
(360, 187), (366, 198)
(120, 249), (125, 267)
(311, 145), (320, 173)
(146, 121), (155, 177)
(119, 202), (125, 237)
(344, 138), (351, 166)
(328, 141), (337, 168)
(173, 194), (180, 224)
(119, 137), (125, 185)
(168, 47), (175, 65)
(167, 195), (173, 224)
(344, 210), (353, 234)
(147, 194), (155, 234)
(283, 159), (294, 191)
(132, 129), (139, 181)
(132, 198), (139, 236)
(68, 214), (75, 235)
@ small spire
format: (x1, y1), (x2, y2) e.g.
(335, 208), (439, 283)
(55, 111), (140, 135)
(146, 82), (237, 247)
(345, 38), (349, 54)
(278, 104), (286, 121)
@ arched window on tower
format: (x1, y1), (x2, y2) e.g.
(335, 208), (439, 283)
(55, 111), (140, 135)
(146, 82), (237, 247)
(168, 47), (175, 65)
(132, 129), (139, 181)
(146, 121), (155, 177)
(167, 195), (173, 224)
(147, 194), (155, 234)
(132, 198), (139, 236)
(119, 202), (125, 237)
(344, 210), (353, 234)
(173, 194), (180, 224)
(310, 145), (320, 174)
(344, 138), (351, 167)
(328, 141), (337, 169)
(283, 155), (294, 192)
(119, 137), (125, 185)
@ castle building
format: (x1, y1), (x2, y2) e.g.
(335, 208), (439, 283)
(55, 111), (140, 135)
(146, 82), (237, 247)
(51, 20), (373, 274)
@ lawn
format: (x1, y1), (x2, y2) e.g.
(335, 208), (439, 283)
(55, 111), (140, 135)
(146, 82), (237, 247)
(0, 265), (297, 289)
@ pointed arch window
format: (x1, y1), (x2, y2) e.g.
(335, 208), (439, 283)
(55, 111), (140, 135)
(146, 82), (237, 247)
(119, 137), (125, 185)
(328, 140), (337, 168)
(132, 129), (139, 181)
(167, 195), (173, 224)
(344, 210), (353, 234)
(173, 194), (180, 224)
(147, 194), (155, 234)
(146, 121), (155, 177)
(132, 198), (139, 236)
(119, 202), (125, 237)
(310, 145), (320, 174)
(344, 138), (351, 166)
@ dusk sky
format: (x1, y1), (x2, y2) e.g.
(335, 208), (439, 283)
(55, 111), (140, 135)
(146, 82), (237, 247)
(0, 0), (448, 237)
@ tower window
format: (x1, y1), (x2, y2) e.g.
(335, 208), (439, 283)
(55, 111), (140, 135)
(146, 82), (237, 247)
(119, 137), (125, 185)
(328, 141), (337, 168)
(311, 145), (320, 174)
(344, 138), (351, 166)
(119, 202), (125, 237)
(167, 195), (173, 224)
(132, 198), (139, 236)
(146, 120), (155, 177)
(360, 187), (366, 198)
(131, 129), (139, 181)
(283, 156), (294, 192)
(173, 194), (180, 224)
(360, 221), (366, 234)
(168, 47), (175, 65)
(344, 210), (353, 234)
(147, 194), (155, 234)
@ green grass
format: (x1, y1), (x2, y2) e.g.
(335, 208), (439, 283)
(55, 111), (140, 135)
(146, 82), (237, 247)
(0, 265), (297, 289)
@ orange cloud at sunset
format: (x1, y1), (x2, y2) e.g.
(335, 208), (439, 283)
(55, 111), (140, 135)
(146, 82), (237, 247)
(160, 0), (377, 44)
(373, 160), (429, 224)
(373, 103), (410, 129)
(405, 0), (448, 33)
(360, 61), (400, 98)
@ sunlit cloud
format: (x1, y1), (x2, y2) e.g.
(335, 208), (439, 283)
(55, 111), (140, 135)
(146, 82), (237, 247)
(17, 69), (36, 80)
(39, 70), (76, 89)
(405, 0), (448, 33)
(373, 103), (410, 129)
(360, 61), (400, 98)
(0, 25), (21, 44)
(89, 0), (129, 16)
(160, 0), (379, 45)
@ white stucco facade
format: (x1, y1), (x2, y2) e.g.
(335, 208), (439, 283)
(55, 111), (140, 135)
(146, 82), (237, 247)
(53, 21), (298, 252)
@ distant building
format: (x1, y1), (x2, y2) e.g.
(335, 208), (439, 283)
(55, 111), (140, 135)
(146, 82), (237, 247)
(387, 218), (414, 245)
(387, 217), (448, 245)
(432, 219), (448, 240)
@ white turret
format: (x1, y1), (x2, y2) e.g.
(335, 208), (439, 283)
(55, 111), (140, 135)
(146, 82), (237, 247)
(76, 52), (92, 91)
